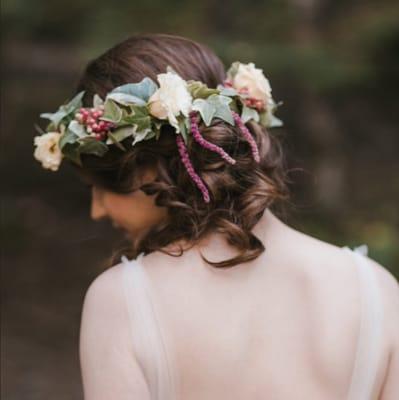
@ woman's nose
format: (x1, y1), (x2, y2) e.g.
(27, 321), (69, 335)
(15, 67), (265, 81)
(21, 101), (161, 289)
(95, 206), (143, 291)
(90, 188), (107, 221)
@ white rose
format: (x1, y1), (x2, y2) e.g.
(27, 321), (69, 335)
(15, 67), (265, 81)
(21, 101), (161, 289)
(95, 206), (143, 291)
(33, 132), (63, 171)
(232, 63), (272, 108)
(148, 71), (192, 132)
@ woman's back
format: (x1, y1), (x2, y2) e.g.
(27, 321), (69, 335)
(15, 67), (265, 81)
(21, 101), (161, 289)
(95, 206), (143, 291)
(80, 209), (399, 399)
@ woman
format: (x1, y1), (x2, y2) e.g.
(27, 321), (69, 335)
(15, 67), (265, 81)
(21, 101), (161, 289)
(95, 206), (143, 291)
(33, 34), (398, 399)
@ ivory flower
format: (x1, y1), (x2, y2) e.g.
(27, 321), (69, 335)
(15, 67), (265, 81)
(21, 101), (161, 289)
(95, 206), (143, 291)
(148, 71), (192, 132)
(231, 63), (272, 109)
(33, 132), (63, 171)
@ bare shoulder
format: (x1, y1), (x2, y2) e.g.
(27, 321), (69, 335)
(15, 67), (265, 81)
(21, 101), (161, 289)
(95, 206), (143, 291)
(364, 255), (399, 342)
(81, 261), (127, 324)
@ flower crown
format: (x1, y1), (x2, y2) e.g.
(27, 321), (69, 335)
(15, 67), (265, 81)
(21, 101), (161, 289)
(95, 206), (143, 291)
(33, 61), (282, 203)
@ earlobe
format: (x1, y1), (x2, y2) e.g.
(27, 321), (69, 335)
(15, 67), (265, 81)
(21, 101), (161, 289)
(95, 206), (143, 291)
(138, 167), (158, 187)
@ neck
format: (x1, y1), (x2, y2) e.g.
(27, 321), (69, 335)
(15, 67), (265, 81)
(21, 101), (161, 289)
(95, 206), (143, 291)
(252, 208), (285, 240)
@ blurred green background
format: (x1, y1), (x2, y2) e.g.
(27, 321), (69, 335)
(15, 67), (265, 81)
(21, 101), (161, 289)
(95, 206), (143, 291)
(2, 0), (398, 398)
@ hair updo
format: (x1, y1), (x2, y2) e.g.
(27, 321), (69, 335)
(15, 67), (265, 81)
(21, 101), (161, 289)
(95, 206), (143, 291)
(74, 33), (290, 268)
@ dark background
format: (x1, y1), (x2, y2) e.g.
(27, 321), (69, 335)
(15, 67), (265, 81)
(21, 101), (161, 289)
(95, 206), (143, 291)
(2, 0), (398, 398)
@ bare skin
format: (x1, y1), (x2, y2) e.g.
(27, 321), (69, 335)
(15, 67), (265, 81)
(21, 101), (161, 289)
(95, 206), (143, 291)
(83, 174), (399, 399)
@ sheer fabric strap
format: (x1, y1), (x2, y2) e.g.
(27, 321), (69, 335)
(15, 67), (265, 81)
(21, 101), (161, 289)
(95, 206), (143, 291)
(121, 253), (178, 400)
(342, 245), (384, 400)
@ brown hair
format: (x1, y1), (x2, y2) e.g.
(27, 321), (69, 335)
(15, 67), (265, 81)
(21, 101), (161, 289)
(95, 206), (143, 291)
(73, 33), (290, 268)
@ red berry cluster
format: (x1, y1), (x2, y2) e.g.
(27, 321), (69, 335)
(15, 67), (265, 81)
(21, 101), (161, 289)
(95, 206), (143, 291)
(74, 106), (115, 141)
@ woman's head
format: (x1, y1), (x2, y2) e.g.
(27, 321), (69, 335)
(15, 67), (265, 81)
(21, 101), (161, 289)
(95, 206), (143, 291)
(74, 33), (289, 268)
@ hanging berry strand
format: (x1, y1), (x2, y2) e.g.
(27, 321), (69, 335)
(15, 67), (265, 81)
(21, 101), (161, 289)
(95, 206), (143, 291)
(176, 134), (210, 203)
(189, 111), (236, 165)
(231, 111), (260, 163)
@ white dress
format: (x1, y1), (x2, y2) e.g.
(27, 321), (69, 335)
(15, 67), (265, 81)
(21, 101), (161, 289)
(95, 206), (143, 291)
(117, 245), (383, 400)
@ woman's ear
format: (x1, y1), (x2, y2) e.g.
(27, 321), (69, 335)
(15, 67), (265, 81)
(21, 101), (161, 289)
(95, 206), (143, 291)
(139, 165), (158, 185)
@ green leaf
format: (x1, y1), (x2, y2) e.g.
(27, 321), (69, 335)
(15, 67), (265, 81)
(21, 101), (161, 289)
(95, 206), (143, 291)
(269, 114), (284, 128)
(132, 129), (155, 145)
(122, 105), (152, 133)
(241, 105), (260, 124)
(192, 94), (235, 126)
(259, 110), (283, 128)
(68, 120), (87, 138)
(105, 126), (135, 144)
(106, 132), (127, 151)
(109, 77), (158, 104)
(192, 98), (216, 126)
(64, 91), (85, 112)
(62, 142), (82, 166)
(59, 129), (79, 150)
(187, 81), (219, 99)
(40, 91), (84, 128)
(40, 109), (68, 127)
(102, 99), (123, 123)
(207, 94), (234, 125)
(107, 92), (147, 106)
(77, 137), (109, 157)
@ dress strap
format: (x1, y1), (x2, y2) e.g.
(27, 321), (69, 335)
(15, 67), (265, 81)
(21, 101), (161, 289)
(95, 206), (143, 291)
(121, 253), (177, 400)
(342, 245), (384, 400)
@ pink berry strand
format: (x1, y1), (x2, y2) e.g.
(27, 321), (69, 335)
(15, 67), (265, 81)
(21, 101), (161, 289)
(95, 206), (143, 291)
(189, 112), (236, 165)
(176, 135), (210, 203)
(231, 111), (260, 163)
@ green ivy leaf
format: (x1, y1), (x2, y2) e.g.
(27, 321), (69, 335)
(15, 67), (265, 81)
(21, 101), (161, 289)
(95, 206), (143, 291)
(259, 100), (284, 128)
(40, 109), (68, 127)
(210, 95), (234, 125)
(105, 126), (135, 144)
(59, 129), (78, 150)
(64, 91), (85, 112)
(77, 137), (109, 157)
(62, 142), (82, 166)
(68, 120), (87, 138)
(102, 99), (123, 123)
(122, 105), (152, 134)
(192, 94), (234, 126)
(241, 105), (260, 124)
(192, 98), (216, 126)
(259, 109), (283, 128)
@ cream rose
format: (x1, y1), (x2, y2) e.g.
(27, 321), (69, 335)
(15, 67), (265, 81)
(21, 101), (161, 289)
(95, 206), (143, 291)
(148, 71), (192, 132)
(232, 62), (272, 108)
(33, 132), (63, 171)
